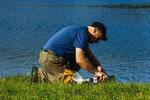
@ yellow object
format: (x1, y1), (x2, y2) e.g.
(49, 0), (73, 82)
(61, 68), (74, 83)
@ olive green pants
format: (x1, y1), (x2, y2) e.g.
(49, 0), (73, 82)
(38, 51), (65, 82)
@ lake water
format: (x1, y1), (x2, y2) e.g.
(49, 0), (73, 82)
(0, 0), (150, 83)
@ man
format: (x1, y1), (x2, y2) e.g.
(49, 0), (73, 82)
(32, 22), (108, 83)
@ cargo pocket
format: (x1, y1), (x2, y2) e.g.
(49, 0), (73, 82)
(48, 55), (64, 65)
(39, 51), (48, 64)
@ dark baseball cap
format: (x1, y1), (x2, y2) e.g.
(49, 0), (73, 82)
(90, 22), (108, 41)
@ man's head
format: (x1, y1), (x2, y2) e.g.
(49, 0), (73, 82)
(87, 22), (107, 43)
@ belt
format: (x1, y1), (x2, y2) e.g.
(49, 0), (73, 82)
(41, 49), (57, 56)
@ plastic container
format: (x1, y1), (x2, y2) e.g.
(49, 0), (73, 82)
(72, 71), (89, 84)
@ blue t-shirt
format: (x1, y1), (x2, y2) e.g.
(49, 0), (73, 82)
(43, 26), (89, 61)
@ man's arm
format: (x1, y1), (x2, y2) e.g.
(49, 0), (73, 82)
(75, 47), (97, 73)
(75, 47), (107, 81)
(86, 47), (107, 75)
(86, 47), (101, 68)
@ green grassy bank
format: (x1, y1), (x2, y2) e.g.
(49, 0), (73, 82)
(0, 75), (150, 100)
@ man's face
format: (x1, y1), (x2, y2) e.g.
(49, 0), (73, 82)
(88, 28), (103, 43)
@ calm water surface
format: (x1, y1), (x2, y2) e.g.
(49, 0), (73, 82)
(0, 0), (150, 83)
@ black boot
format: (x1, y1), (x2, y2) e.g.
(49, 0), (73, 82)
(31, 66), (38, 83)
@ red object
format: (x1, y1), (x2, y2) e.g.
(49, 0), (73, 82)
(92, 76), (98, 83)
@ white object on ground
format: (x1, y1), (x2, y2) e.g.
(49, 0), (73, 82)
(72, 71), (89, 84)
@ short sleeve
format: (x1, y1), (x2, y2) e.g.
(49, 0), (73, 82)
(74, 31), (89, 51)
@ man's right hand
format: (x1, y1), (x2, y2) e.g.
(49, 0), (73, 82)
(95, 71), (108, 81)
(97, 66), (107, 75)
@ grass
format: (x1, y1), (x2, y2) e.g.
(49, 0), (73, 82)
(0, 75), (150, 100)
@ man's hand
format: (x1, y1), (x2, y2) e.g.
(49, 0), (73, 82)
(97, 66), (107, 76)
(95, 71), (107, 81)
(95, 66), (108, 81)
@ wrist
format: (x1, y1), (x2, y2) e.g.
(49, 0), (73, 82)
(97, 66), (103, 71)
